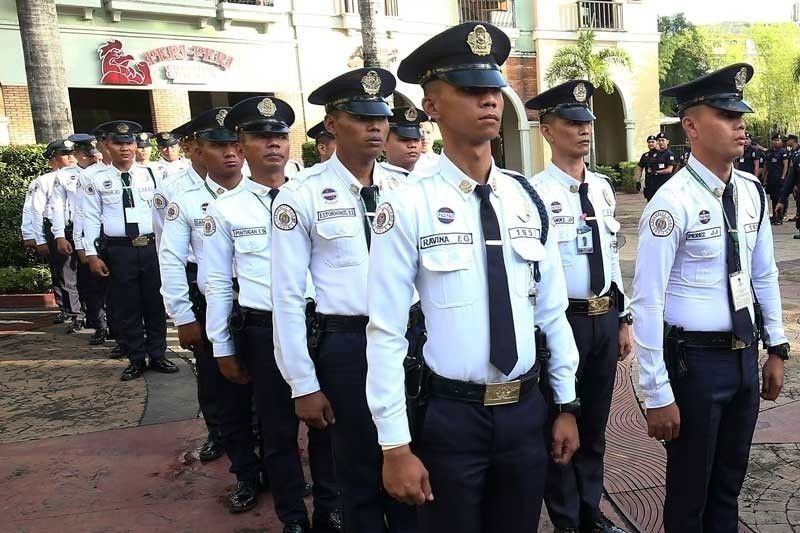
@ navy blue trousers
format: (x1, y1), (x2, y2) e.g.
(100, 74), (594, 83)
(545, 309), (619, 528)
(317, 330), (417, 533)
(664, 345), (760, 533)
(417, 389), (549, 533)
(241, 320), (340, 524)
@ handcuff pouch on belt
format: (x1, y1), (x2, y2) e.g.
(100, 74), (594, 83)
(664, 324), (688, 381)
(306, 299), (321, 362)
(228, 301), (246, 362)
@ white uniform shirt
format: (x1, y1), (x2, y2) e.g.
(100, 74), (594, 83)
(152, 165), (204, 246)
(48, 165), (82, 241)
(159, 176), (234, 328)
(414, 151), (440, 174)
(531, 164), (628, 310)
(365, 153), (580, 446)
(82, 163), (159, 256)
(29, 171), (58, 245)
(632, 154), (787, 409)
(71, 163), (107, 250)
(271, 152), (406, 398)
(204, 178), (282, 357)
(20, 181), (37, 241)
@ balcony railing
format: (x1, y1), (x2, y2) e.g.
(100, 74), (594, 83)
(218, 0), (274, 5)
(342, 0), (400, 17)
(457, 0), (515, 28)
(577, 1), (623, 31)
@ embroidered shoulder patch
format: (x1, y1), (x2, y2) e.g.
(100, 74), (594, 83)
(373, 203), (395, 234)
(153, 192), (167, 210)
(649, 210), (675, 237)
(203, 216), (217, 236)
(273, 204), (298, 231)
(165, 202), (180, 221)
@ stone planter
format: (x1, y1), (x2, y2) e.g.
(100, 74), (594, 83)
(0, 293), (57, 308)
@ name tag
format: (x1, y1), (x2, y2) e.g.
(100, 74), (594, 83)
(739, 158), (744, 163)
(658, 163), (665, 169)
(508, 227), (541, 240)
(419, 232), (473, 249)
(730, 271), (752, 311)
(317, 208), (356, 221)
(193, 218), (206, 227)
(685, 226), (722, 240)
(744, 222), (758, 233)
(99, 189), (121, 195)
(552, 216), (575, 226)
(233, 227), (267, 237)
(577, 224), (593, 254)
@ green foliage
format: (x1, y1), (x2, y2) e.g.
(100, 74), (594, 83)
(433, 139), (443, 154)
(617, 161), (640, 191)
(302, 141), (320, 168)
(544, 31), (632, 94)
(658, 14), (710, 116)
(0, 145), (50, 268)
(590, 164), (620, 183)
(0, 266), (52, 294)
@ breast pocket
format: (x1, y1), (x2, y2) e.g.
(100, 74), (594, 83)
(509, 236), (546, 297)
(233, 236), (269, 278)
(556, 224), (577, 267)
(315, 219), (366, 268)
(138, 189), (155, 202)
(679, 235), (724, 286)
(101, 194), (120, 205)
(419, 247), (475, 308)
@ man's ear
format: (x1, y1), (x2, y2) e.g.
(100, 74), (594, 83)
(324, 113), (336, 138)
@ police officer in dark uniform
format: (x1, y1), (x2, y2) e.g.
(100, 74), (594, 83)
(775, 135), (800, 238)
(636, 134), (657, 195)
(676, 139), (691, 172)
(634, 63), (789, 533)
(765, 133), (789, 224)
(307, 121), (336, 164)
(734, 133), (761, 177)
(645, 132), (676, 200)
(82, 120), (179, 381)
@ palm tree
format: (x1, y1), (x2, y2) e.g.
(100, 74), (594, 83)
(358, 0), (387, 68)
(544, 30), (631, 167)
(15, 0), (73, 142)
(793, 55), (800, 84)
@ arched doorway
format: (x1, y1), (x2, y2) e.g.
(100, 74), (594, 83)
(496, 86), (532, 176)
(592, 84), (627, 165)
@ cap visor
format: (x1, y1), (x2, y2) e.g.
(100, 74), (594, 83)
(198, 130), (238, 142)
(339, 101), (393, 117)
(109, 135), (136, 143)
(157, 140), (179, 147)
(707, 99), (754, 113)
(391, 125), (423, 139)
(556, 107), (597, 122)
(440, 69), (507, 89)
(241, 123), (291, 134)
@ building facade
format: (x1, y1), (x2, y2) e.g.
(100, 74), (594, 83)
(0, 0), (659, 170)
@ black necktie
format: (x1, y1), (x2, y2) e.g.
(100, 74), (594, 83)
(578, 182), (605, 295)
(722, 183), (754, 344)
(120, 172), (139, 238)
(360, 185), (379, 248)
(268, 188), (280, 206)
(475, 184), (518, 376)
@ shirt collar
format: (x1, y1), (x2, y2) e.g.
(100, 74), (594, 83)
(686, 153), (728, 194)
(439, 151), (499, 198)
(545, 162), (585, 193)
(328, 151), (386, 197)
(246, 177), (282, 197)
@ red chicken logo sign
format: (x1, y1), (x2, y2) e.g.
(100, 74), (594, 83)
(98, 39), (152, 86)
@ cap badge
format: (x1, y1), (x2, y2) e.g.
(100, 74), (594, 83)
(573, 83), (587, 103)
(404, 107), (418, 122)
(63, 140), (74, 149)
(116, 123), (129, 134)
(159, 132), (170, 140)
(258, 97), (277, 117)
(734, 67), (748, 91)
(361, 70), (382, 96)
(467, 24), (492, 56)
(216, 109), (228, 126)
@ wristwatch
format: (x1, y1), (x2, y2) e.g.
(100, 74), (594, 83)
(555, 399), (581, 417)
(619, 313), (633, 325)
(768, 342), (790, 360)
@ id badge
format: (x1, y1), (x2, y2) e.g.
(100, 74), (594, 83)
(577, 224), (593, 254)
(124, 206), (142, 224)
(729, 271), (753, 311)
(739, 157), (744, 163)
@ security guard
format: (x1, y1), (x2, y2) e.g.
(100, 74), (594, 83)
(135, 132), (154, 166)
(200, 96), (341, 531)
(155, 130), (190, 176)
(734, 133), (761, 177)
(65, 133), (109, 345)
(307, 121), (336, 164)
(31, 140), (81, 327)
(526, 80), (630, 533)
(765, 133), (788, 224)
(380, 106), (427, 177)
(83, 120), (179, 381)
(776, 135), (800, 238)
(159, 107), (264, 511)
(271, 68), (418, 532)
(633, 64), (788, 533)
(636, 134), (657, 194)
(644, 133), (676, 200)
(785, 134), (800, 223)
(366, 23), (580, 533)
(414, 119), (440, 173)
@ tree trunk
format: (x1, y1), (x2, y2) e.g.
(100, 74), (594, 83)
(588, 95), (597, 169)
(15, 0), (73, 143)
(358, 0), (386, 68)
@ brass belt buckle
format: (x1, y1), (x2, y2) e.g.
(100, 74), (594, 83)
(587, 296), (610, 316)
(732, 336), (747, 350)
(483, 380), (521, 406)
(131, 235), (149, 247)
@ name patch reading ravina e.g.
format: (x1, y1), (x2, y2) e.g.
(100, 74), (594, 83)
(419, 233), (473, 249)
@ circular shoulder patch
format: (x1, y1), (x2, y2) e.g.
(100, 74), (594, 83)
(85, 182), (96, 195)
(153, 192), (167, 209)
(649, 210), (675, 237)
(373, 203), (395, 234)
(165, 202), (180, 221)
(203, 216), (217, 236)
(273, 204), (298, 231)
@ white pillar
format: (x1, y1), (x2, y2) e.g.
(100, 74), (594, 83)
(625, 119), (636, 162)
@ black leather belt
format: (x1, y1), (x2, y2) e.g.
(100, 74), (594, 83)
(106, 234), (155, 247)
(317, 313), (369, 333)
(677, 329), (754, 350)
(426, 365), (540, 406)
(567, 290), (616, 316)
(240, 307), (273, 328)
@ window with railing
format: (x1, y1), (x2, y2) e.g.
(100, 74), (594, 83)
(219, 0), (275, 5)
(577, 0), (623, 31)
(457, 0), (515, 28)
(342, 0), (400, 17)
